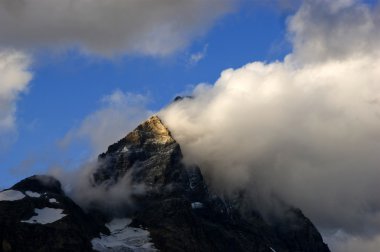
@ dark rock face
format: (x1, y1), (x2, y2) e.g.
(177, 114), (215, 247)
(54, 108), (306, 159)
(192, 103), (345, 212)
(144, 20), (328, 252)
(0, 116), (330, 252)
(90, 116), (330, 252)
(94, 116), (188, 193)
(11, 175), (64, 195)
(173, 96), (193, 102)
(0, 176), (105, 252)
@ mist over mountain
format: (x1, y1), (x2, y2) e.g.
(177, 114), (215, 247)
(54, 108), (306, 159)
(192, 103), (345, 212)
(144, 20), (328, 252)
(159, 1), (380, 251)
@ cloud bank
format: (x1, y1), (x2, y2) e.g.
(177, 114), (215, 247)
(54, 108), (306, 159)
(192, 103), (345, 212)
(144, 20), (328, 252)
(288, 0), (380, 64)
(159, 0), (380, 251)
(0, 0), (235, 56)
(0, 49), (32, 148)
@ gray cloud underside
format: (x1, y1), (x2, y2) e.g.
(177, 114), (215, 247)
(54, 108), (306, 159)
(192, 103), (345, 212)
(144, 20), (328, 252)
(0, 0), (235, 56)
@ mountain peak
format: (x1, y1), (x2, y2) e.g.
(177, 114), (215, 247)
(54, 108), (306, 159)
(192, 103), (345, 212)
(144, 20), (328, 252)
(94, 115), (186, 189)
(99, 115), (175, 160)
(11, 175), (64, 195)
(126, 115), (174, 145)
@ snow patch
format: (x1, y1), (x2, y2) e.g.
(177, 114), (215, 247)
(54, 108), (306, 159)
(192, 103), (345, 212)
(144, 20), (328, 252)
(25, 191), (41, 198)
(49, 198), (58, 203)
(191, 202), (204, 209)
(92, 218), (156, 251)
(121, 146), (129, 153)
(269, 247), (277, 252)
(21, 208), (66, 224)
(0, 190), (25, 201)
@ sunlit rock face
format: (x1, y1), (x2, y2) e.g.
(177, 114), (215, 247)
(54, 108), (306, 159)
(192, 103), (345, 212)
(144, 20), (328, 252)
(93, 116), (192, 196)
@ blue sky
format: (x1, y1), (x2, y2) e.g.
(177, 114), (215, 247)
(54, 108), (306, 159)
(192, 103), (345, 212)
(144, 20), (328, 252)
(0, 2), (291, 188)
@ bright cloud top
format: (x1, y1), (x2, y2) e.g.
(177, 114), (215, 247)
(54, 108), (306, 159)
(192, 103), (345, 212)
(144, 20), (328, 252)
(0, 0), (234, 56)
(160, 1), (380, 251)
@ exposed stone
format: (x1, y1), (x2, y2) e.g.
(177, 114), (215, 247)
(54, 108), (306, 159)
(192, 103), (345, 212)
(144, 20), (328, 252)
(94, 115), (188, 193)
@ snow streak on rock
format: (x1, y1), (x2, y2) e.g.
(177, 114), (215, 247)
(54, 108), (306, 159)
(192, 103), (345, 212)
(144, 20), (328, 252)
(0, 190), (25, 201)
(21, 208), (66, 225)
(92, 218), (156, 252)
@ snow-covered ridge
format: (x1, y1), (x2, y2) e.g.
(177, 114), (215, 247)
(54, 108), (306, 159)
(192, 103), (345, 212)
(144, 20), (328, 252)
(191, 202), (204, 209)
(1, 188), (66, 225)
(0, 190), (25, 201)
(25, 191), (41, 198)
(21, 207), (66, 225)
(0, 188), (60, 204)
(92, 218), (157, 252)
(49, 198), (58, 203)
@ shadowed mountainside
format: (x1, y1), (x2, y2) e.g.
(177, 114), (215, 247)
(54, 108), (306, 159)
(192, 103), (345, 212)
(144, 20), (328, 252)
(0, 116), (330, 252)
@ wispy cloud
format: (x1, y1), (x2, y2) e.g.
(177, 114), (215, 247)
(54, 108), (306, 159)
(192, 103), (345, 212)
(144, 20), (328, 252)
(0, 49), (32, 149)
(189, 44), (209, 66)
(60, 90), (154, 155)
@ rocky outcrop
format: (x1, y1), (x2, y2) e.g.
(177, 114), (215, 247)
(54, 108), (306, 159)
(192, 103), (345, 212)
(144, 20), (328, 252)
(0, 175), (106, 252)
(94, 116), (188, 192)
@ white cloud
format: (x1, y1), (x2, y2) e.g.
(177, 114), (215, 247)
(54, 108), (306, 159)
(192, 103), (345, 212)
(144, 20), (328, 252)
(288, 0), (380, 64)
(60, 90), (153, 155)
(159, 0), (380, 251)
(0, 0), (235, 56)
(0, 49), (32, 148)
(326, 230), (380, 252)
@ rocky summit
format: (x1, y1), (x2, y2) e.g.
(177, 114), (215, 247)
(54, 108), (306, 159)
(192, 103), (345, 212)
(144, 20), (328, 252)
(0, 116), (330, 252)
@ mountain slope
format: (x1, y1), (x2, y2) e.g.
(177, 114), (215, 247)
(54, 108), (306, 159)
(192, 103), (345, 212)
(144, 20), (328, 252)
(91, 115), (330, 252)
(0, 116), (330, 252)
(0, 175), (106, 252)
